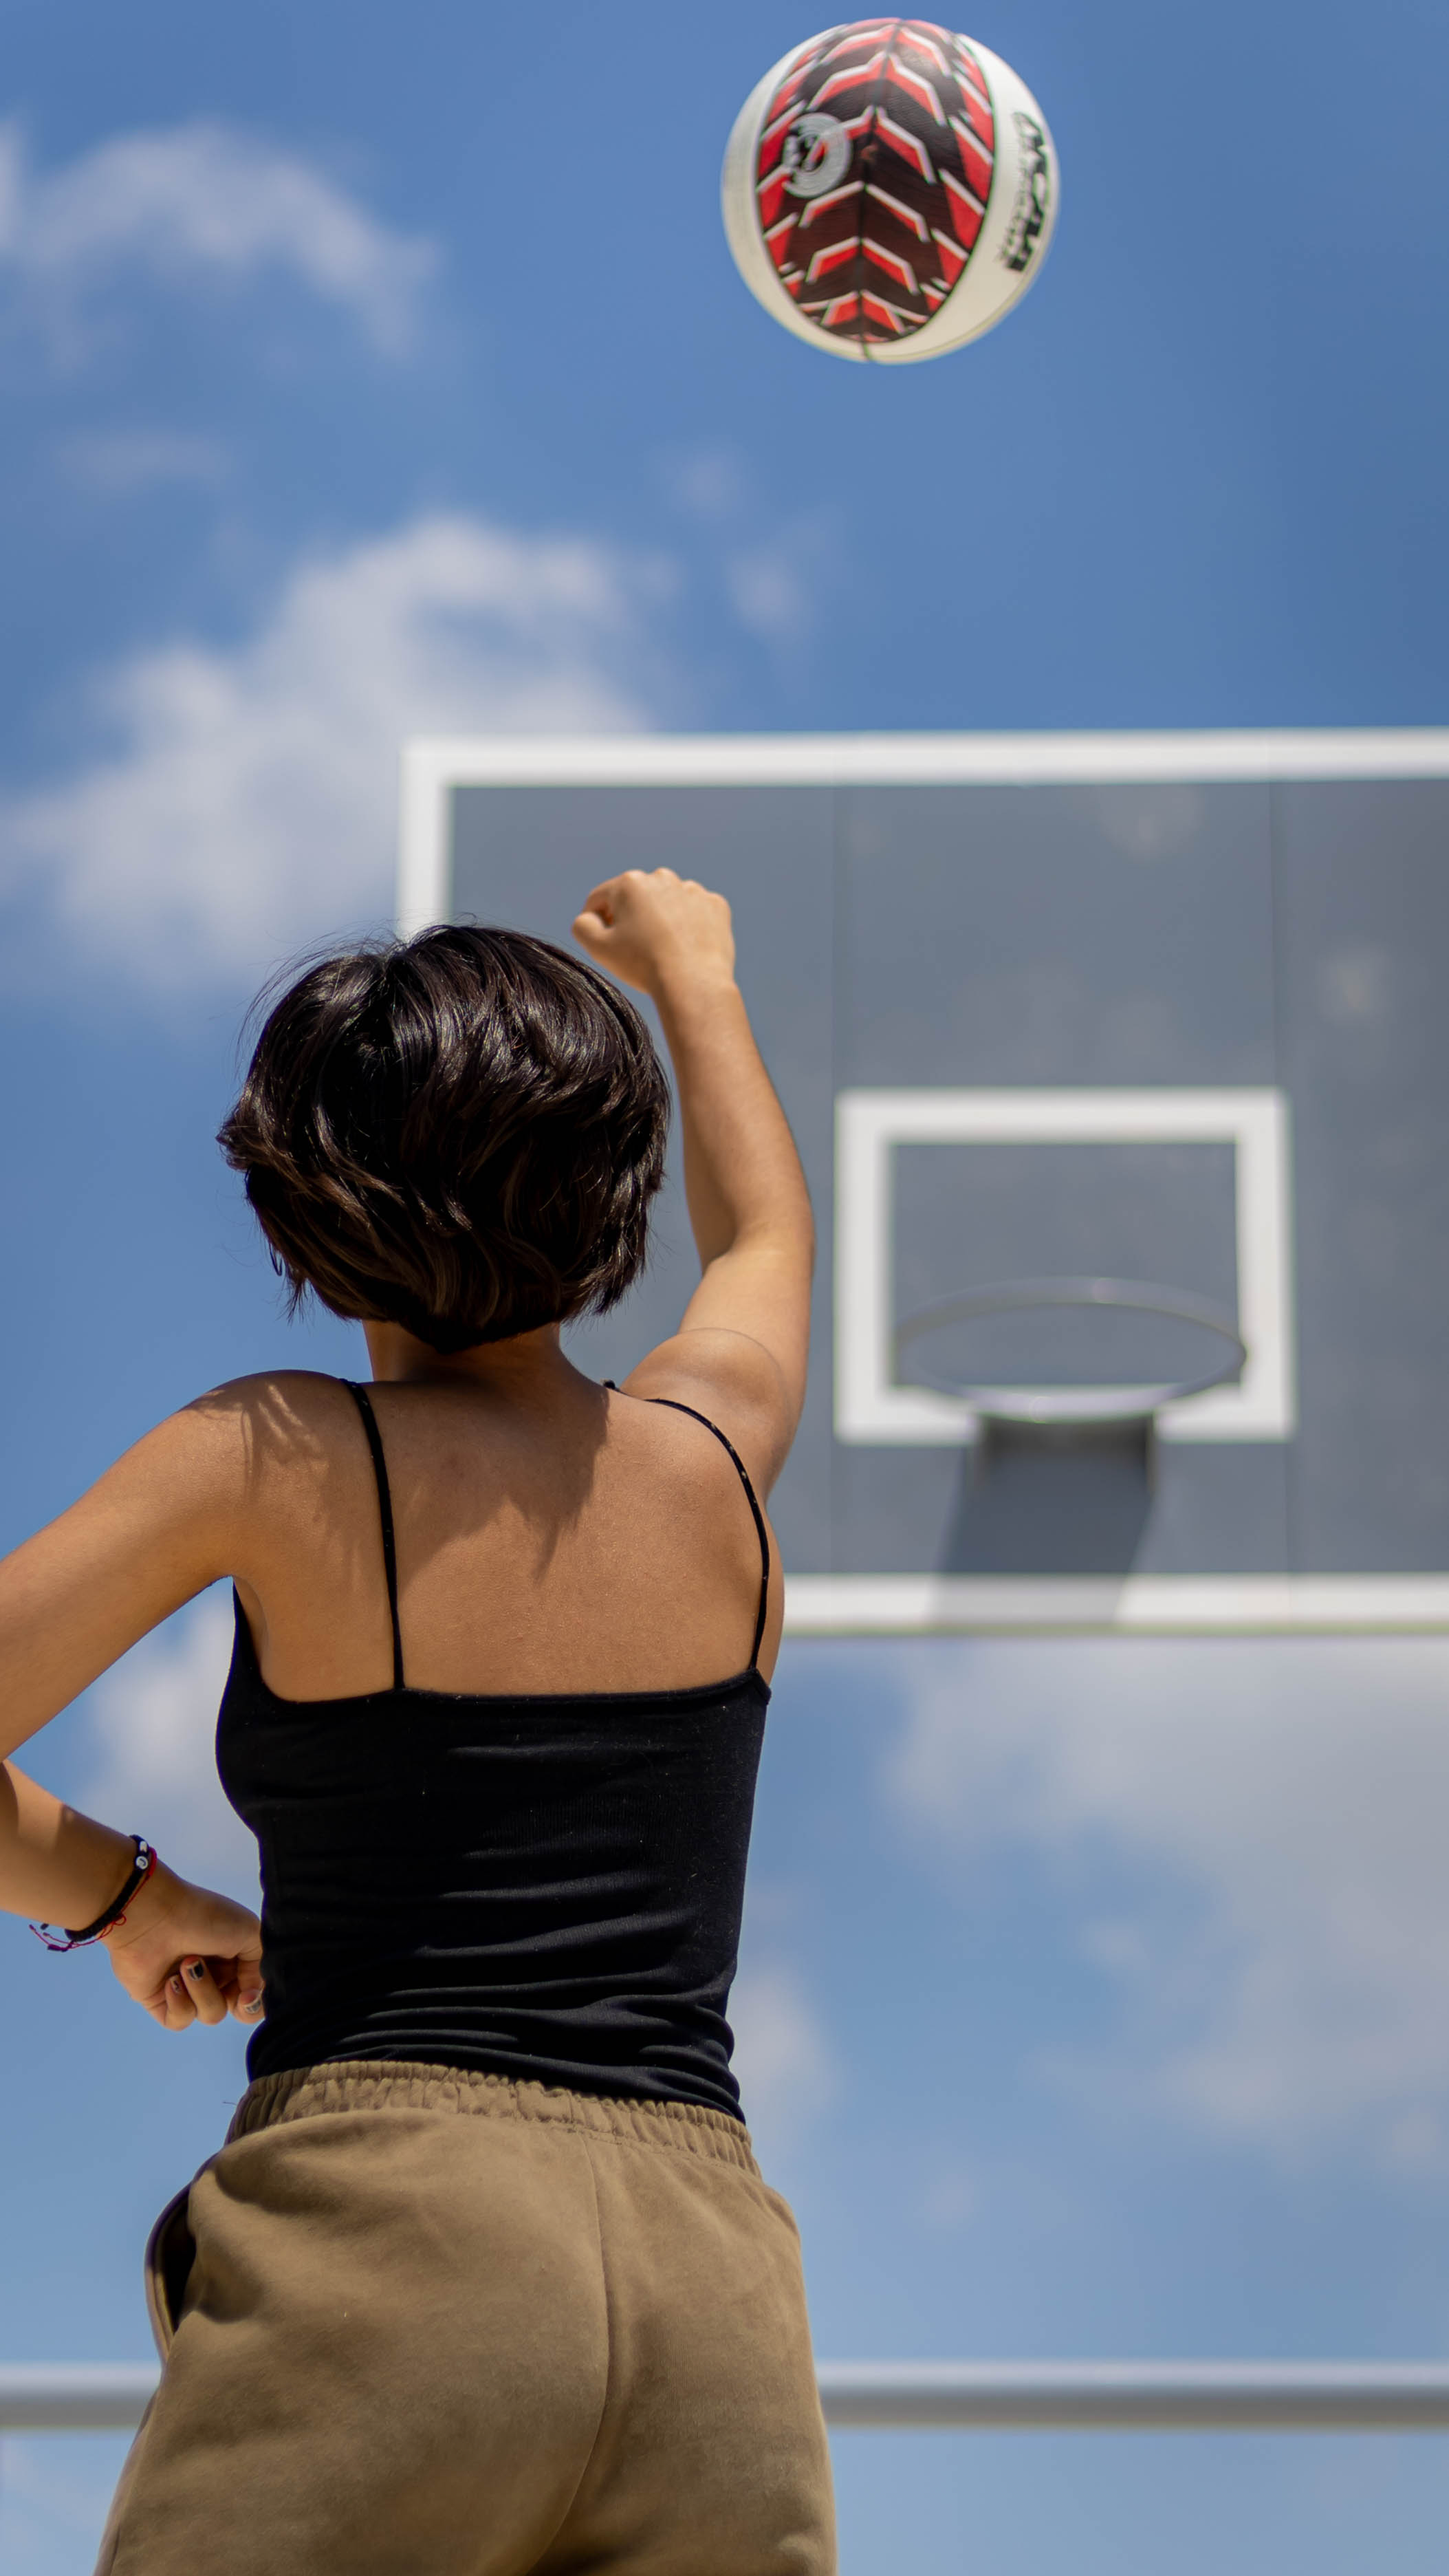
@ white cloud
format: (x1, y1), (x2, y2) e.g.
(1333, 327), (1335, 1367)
(726, 513), (836, 643)
(726, 505), (839, 641)
(79, 1588), (259, 1906)
(661, 451), (838, 646)
(884, 1636), (1449, 2168)
(0, 118), (434, 352)
(727, 547), (812, 641)
(0, 510), (661, 992)
(730, 1960), (839, 2149)
(57, 427), (229, 491)
(666, 446), (749, 519)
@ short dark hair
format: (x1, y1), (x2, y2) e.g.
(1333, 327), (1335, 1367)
(219, 924), (670, 1353)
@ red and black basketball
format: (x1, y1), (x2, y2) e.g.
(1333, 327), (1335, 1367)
(722, 21), (1058, 365)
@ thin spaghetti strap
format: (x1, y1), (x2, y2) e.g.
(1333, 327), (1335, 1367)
(343, 1381), (405, 1691)
(624, 1389), (772, 1674)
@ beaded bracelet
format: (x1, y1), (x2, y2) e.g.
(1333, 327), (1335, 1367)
(30, 1836), (159, 1952)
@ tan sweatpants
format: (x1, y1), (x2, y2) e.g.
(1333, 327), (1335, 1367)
(96, 2060), (836, 2576)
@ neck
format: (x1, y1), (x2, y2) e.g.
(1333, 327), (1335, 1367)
(361, 1318), (581, 1398)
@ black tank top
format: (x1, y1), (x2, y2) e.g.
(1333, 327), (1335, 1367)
(217, 1381), (772, 2121)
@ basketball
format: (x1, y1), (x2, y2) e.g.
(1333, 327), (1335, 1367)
(721, 19), (1058, 363)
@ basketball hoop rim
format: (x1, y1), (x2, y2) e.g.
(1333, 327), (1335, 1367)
(893, 1277), (1249, 1426)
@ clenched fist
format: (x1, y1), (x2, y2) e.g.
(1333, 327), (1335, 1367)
(573, 869), (736, 1005)
(104, 1860), (264, 2032)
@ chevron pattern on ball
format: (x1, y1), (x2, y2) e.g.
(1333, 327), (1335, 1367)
(754, 18), (997, 350)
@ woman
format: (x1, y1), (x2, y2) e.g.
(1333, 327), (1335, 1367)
(0, 869), (834, 2576)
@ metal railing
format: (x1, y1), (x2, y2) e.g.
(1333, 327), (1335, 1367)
(8, 2361), (1449, 2436)
(816, 2362), (1449, 2429)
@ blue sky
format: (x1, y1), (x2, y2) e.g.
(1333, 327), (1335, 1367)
(3, 2), (1449, 2568)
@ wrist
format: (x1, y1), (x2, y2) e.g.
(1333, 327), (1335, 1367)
(99, 1853), (182, 1954)
(652, 964), (741, 1022)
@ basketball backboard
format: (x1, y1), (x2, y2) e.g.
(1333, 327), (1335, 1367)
(398, 730), (1449, 1636)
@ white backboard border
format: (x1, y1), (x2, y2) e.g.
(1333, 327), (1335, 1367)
(397, 727), (1449, 937)
(836, 1087), (1295, 1444)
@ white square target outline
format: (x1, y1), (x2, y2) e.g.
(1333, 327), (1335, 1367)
(835, 1088), (1296, 1445)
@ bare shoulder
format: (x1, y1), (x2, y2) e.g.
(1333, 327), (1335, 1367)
(181, 1368), (357, 1447)
(621, 1327), (797, 1497)
(126, 1370), (361, 1520)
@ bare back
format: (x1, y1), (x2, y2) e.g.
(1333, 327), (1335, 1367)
(230, 1367), (783, 1704)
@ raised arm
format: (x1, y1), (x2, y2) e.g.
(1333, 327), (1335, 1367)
(572, 868), (814, 1489)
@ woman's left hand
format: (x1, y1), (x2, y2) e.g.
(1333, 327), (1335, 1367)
(102, 1860), (264, 2031)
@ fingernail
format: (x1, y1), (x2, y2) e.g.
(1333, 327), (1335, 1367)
(186, 1960), (206, 1980)
(241, 1993), (263, 2017)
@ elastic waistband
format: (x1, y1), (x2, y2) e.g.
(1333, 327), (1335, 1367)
(225, 2059), (761, 2172)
